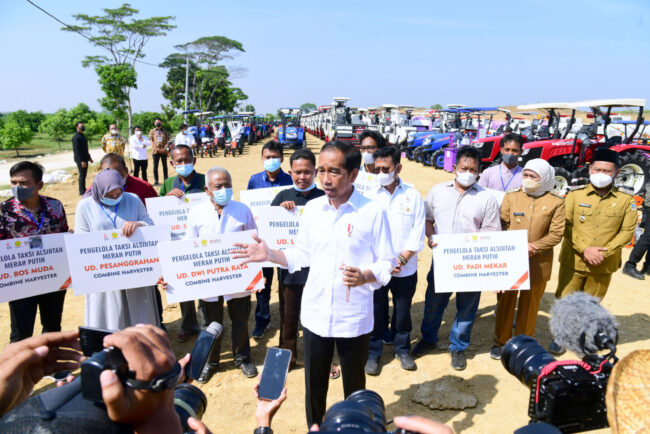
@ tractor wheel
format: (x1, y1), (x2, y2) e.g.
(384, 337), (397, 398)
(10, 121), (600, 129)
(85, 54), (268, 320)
(406, 148), (416, 160)
(616, 152), (650, 195)
(413, 147), (425, 163)
(432, 150), (445, 169)
(422, 151), (434, 166)
(553, 167), (572, 196)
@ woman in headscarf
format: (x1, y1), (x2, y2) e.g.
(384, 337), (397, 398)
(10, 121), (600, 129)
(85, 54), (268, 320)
(490, 159), (565, 360)
(74, 169), (159, 330)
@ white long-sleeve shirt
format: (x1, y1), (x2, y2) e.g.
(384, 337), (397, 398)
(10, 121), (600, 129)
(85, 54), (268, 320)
(174, 132), (196, 146)
(283, 188), (395, 338)
(129, 134), (151, 160)
(185, 199), (257, 301)
(372, 179), (425, 277)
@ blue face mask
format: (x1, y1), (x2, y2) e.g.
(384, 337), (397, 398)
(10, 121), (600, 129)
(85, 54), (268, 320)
(212, 187), (233, 206)
(263, 158), (282, 173)
(294, 182), (316, 193)
(102, 194), (123, 207)
(175, 163), (194, 177)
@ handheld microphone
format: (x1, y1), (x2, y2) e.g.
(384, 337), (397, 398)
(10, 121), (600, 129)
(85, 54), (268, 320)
(187, 322), (223, 381)
(549, 292), (618, 356)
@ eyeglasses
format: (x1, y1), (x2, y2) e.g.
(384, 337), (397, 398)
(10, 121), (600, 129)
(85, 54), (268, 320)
(360, 146), (377, 152)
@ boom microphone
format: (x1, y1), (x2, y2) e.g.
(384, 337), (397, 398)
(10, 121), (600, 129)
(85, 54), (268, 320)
(549, 292), (618, 356)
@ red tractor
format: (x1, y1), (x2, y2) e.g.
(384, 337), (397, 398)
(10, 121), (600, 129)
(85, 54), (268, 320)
(520, 99), (650, 195)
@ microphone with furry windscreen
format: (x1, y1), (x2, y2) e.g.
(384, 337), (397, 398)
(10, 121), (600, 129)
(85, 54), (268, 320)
(549, 292), (618, 357)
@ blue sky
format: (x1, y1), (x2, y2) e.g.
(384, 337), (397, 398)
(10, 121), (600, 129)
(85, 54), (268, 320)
(1, 0), (648, 114)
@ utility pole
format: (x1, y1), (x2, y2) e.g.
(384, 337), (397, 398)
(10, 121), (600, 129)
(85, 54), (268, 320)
(184, 55), (189, 124)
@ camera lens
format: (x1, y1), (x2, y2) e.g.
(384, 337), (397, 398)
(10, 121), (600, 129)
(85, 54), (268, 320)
(346, 389), (387, 432)
(502, 335), (556, 388)
(320, 401), (377, 432)
(174, 383), (207, 431)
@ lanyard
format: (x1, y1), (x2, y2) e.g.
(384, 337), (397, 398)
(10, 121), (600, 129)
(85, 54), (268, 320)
(100, 203), (120, 228)
(500, 165), (520, 191)
(22, 208), (44, 234)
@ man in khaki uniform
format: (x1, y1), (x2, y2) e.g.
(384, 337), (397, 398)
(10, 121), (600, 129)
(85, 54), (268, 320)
(101, 124), (126, 156)
(491, 159), (565, 360)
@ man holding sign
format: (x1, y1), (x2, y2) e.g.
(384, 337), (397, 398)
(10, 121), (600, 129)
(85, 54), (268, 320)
(159, 144), (205, 342)
(412, 147), (501, 371)
(234, 141), (395, 427)
(0, 162), (69, 343)
(246, 141), (293, 339)
(270, 148), (324, 369)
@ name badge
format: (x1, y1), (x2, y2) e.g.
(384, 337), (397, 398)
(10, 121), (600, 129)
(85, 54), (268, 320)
(579, 203), (592, 208)
(514, 212), (525, 216)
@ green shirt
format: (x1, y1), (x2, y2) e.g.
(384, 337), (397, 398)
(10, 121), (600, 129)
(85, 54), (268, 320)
(159, 172), (206, 196)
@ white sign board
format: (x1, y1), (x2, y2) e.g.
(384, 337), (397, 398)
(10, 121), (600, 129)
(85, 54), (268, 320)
(255, 206), (303, 267)
(353, 172), (379, 198)
(432, 230), (530, 293)
(239, 186), (292, 213)
(65, 226), (171, 294)
(0, 233), (70, 302)
(145, 193), (209, 240)
(158, 230), (264, 303)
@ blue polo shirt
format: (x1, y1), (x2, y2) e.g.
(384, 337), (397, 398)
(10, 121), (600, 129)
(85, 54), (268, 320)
(247, 169), (293, 190)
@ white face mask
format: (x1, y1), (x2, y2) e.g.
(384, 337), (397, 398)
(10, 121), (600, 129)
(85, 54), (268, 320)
(362, 152), (375, 165)
(456, 170), (477, 187)
(135, 130), (142, 137)
(590, 172), (613, 188)
(377, 170), (396, 186)
(521, 178), (541, 193)
(110, 129), (117, 135)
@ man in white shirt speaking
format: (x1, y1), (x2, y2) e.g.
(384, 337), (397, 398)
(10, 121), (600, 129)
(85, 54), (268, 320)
(129, 125), (151, 182)
(233, 140), (395, 427)
(366, 146), (425, 375)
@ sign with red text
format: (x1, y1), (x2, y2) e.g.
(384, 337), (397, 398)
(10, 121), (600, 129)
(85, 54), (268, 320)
(65, 226), (170, 294)
(254, 206), (303, 267)
(145, 193), (209, 240)
(432, 230), (529, 293)
(239, 186), (292, 214)
(0, 233), (70, 302)
(158, 230), (264, 303)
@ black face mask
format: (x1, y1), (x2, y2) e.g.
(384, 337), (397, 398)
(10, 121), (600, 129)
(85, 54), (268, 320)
(80, 126), (86, 132)
(155, 123), (162, 128)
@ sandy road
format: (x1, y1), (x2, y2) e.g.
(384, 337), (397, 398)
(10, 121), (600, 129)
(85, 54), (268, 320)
(0, 148), (105, 185)
(0, 134), (646, 433)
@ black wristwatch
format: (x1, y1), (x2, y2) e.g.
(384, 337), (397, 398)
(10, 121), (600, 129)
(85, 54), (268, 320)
(254, 427), (272, 434)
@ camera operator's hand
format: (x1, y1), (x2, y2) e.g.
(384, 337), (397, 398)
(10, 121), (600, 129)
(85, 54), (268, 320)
(253, 383), (287, 428)
(0, 330), (83, 417)
(393, 415), (453, 434)
(187, 417), (213, 434)
(100, 324), (182, 433)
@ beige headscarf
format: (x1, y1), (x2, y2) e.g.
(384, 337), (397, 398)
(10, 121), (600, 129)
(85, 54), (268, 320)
(522, 158), (555, 197)
(606, 350), (650, 433)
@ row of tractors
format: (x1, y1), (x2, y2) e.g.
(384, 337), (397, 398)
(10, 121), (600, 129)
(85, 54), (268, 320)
(300, 98), (650, 196)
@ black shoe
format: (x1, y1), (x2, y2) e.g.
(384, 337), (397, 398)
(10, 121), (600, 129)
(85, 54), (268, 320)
(197, 362), (218, 383)
(450, 351), (467, 371)
(154, 181), (160, 186)
(411, 339), (437, 357)
(240, 361), (258, 378)
(395, 353), (417, 371)
(549, 340), (566, 356)
(622, 263), (645, 280)
(489, 345), (502, 360)
(365, 358), (381, 376)
(251, 324), (270, 339)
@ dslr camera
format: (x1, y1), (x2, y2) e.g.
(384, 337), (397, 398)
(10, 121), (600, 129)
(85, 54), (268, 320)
(502, 335), (616, 433)
(314, 389), (414, 433)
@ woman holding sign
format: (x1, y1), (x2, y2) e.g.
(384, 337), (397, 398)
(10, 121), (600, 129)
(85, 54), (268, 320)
(490, 159), (565, 360)
(74, 169), (159, 330)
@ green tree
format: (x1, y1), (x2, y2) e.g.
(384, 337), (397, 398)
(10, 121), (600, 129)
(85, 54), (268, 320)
(243, 104), (255, 113)
(430, 104), (443, 110)
(132, 111), (164, 133)
(5, 110), (46, 133)
(39, 109), (69, 150)
(63, 4), (175, 134)
(0, 122), (33, 156)
(64, 103), (96, 129)
(300, 103), (317, 112)
(84, 118), (106, 146)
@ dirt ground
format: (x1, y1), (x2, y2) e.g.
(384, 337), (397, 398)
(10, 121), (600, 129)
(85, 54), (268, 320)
(1, 134), (648, 433)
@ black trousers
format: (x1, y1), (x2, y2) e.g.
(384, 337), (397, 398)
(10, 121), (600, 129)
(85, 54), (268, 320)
(254, 268), (274, 329)
(198, 297), (252, 365)
(76, 162), (88, 195)
(180, 300), (199, 334)
(133, 159), (148, 181)
(278, 282), (304, 367)
(303, 327), (369, 427)
(369, 273), (417, 359)
(152, 153), (168, 183)
(628, 212), (649, 270)
(9, 290), (67, 342)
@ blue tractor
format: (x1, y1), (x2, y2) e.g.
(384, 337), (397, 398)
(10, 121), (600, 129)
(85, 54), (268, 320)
(276, 108), (305, 149)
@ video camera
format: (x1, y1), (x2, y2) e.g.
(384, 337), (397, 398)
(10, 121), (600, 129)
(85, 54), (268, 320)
(502, 293), (619, 433)
(312, 389), (415, 433)
(79, 325), (210, 432)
